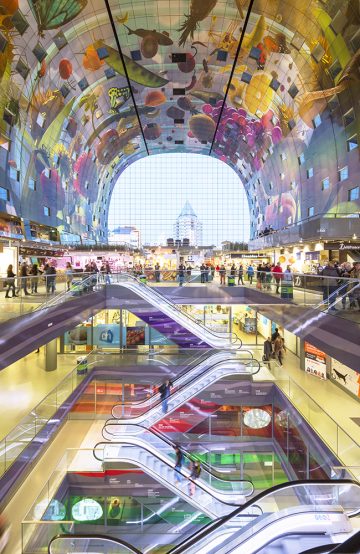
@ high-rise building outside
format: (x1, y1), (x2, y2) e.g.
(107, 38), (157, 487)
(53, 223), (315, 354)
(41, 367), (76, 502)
(108, 225), (141, 248)
(173, 201), (203, 246)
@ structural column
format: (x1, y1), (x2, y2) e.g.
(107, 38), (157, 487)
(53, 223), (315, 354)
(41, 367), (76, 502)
(45, 339), (57, 372)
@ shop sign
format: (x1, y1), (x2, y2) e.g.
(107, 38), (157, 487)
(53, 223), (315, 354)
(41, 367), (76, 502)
(304, 342), (327, 380)
(231, 253), (268, 259)
(324, 242), (360, 250)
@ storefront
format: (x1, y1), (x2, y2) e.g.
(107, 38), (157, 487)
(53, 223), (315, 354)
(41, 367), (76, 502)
(62, 308), (176, 353)
(324, 241), (360, 264)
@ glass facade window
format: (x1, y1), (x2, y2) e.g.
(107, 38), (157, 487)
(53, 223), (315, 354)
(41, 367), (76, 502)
(307, 168), (314, 178)
(348, 186), (359, 201)
(0, 186), (9, 201)
(298, 153), (305, 165)
(308, 206), (315, 217)
(339, 166), (349, 181)
(343, 108), (355, 126)
(322, 177), (330, 190)
(312, 114), (322, 128)
(347, 135), (358, 152)
(43, 206), (50, 216)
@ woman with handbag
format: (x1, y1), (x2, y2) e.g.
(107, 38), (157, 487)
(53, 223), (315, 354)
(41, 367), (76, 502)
(4, 264), (17, 298)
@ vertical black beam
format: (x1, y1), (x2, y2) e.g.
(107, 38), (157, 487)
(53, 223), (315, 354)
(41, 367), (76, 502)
(209, 0), (255, 155)
(103, 0), (149, 155)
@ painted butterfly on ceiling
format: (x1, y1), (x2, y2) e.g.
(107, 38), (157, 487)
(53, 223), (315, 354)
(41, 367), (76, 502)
(28, 0), (88, 35)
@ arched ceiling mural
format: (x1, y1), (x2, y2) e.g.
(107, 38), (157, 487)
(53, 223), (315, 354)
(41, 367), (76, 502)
(0, 0), (359, 243)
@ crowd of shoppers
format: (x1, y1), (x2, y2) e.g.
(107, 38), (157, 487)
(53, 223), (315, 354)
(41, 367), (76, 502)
(4, 261), (58, 298)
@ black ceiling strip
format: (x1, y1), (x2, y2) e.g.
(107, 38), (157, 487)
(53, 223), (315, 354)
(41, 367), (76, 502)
(209, 0), (255, 155)
(103, 0), (149, 155)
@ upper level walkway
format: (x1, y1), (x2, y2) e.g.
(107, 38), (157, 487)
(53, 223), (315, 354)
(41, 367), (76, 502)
(0, 274), (358, 373)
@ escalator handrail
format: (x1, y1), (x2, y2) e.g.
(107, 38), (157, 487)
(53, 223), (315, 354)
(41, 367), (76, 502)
(111, 357), (260, 420)
(48, 533), (142, 554)
(35, 273), (98, 312)
(93, 440), (248, 508)
(166, 478), (360, 554)
(102, 421), (254, 495)
(112, 272), (243, 347)
(111, 351), (237, 411)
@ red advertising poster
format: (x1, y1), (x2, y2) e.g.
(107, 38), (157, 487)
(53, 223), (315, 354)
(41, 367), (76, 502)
(304, 342), (327, 380)
(126, 326), (145, 346)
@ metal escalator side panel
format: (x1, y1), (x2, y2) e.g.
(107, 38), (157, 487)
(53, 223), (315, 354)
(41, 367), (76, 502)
(48, 534), (142, 554)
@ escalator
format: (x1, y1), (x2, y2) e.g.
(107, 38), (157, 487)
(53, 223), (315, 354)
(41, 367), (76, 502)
(110, 355), (260, 426)
(93, 437), (252, 518)
(165, 479), (360, 554)
(102, 421), (255, 493)
(39, 272), (243, 350)
(47, 480), (360, 553)
(107, 273), (243, 350)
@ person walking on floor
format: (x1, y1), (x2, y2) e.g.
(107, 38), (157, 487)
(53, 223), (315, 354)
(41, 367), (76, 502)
(263, 337), (273, 362)
(45, 264), (57, 294)
(186, 264), (192, 283)
(174, 446), (184, 484)
(159, 379), (172, 413)
(274, 335), (286, 366)
(200, 263), (206, 284)
(264, 263), (272, 290)
(178, 263), (185, 286)
(188, 460), (201, 496)
(256, 263), (265, 290)
(65, 262), (73, 291)
(154, 263), (161, 283)
(320, 260), (340, 311)
(272, 262), (283, 294)
(4, 264), (17, 298)
(30, 263), (40, 293)
(271, 327), (280, 343)
(19, 262), (30, 295)
(247, 264), (254, 285)
(219, 264), (226, 285)
(238, 264), (244, 285)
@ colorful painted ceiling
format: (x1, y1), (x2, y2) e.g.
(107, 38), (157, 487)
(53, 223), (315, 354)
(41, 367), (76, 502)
(0, 0), (359, 242)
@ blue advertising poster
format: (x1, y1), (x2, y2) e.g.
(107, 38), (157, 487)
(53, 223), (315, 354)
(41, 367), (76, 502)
(93, 324), (120, 347)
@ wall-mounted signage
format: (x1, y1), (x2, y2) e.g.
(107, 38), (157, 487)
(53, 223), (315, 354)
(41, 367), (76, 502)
(331, 358), (360, 398)
(304, 342), (327, 380)
(0, 217), (23, 239)
(324, 242), (360, 250)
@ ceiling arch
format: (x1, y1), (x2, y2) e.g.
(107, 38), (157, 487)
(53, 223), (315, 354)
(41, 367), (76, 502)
(0, 0), (358, 243)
